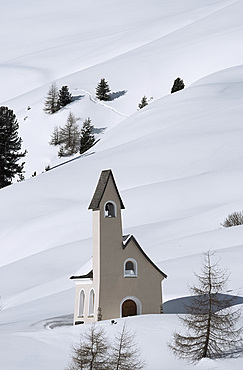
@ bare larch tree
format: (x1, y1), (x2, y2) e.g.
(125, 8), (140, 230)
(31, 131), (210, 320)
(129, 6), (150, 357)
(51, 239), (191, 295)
(58, 112), (80, 156)
(66, 322), (145, 370)
(169, 251), (242, 362)
(43, 82), (60, 114)
(67, 324), (109, 370)
(110, 322), (145, 370)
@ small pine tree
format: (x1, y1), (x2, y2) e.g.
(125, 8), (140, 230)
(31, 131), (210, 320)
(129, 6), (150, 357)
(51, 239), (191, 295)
(138, 96), (148, 109)
(44, 82), (60, 114)
(169, 251), (243, 362)
(58, 85), (72, 108)
(59, 112), (80, 156)
(171, 77), (185, 93)
(96, 78), (111, 101)
(0, 106), (27, 189)
(66, 324), (109, 370)
(80, 118), (95, 154)
(49, 126), (60, 146)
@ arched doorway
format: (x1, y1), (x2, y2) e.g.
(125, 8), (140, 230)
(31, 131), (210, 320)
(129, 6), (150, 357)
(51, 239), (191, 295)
(122, 299), (137, 317)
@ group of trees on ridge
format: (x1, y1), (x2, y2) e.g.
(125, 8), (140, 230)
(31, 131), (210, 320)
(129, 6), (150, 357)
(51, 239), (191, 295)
(44, 83), (73, 114)
(45, 80), (110, 157)
(50, 113), (95, 157)
(44, 79), (112, 114)
(0, 76), (186, 189)
(94, 76), (185, 110)
(138, 77), (185, 110)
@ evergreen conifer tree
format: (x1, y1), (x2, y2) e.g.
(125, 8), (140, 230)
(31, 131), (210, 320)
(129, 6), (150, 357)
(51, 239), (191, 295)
(58, 112), (80, 156)
(138, 96), (148, 109)
(80, 118), (95, 154)
(96, 78), (111, 101)
(58, 85), (72, 108)
(44, 82), (60, 114)
(0, 106), (27, 189)
(171, 77), (185, 93)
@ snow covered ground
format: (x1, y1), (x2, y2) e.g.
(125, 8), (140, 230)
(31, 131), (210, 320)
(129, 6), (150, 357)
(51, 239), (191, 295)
(0, 0), (243, 368)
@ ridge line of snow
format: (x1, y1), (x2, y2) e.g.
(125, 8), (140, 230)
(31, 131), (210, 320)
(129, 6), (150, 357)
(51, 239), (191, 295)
(81, 89), (129, 118)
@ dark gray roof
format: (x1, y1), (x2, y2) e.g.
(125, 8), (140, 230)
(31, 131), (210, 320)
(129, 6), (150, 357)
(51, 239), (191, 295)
(70, 270), (93, 280)
(123, 235), (131, 243)
(88, 169), (125, 210)
(123, 234), (167, 278)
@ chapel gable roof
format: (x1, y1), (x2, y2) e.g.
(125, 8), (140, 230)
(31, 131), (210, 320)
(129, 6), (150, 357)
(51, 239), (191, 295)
(88, 169), (125, 210)
(69, 258), (93, 280)
(70, 270), (93, 280)
(123, 234), (167, 278)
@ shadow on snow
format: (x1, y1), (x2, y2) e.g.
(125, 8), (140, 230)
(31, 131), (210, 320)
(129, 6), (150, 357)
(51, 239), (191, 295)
(109, 90), (127, 101)
(164, 294), (243, 314)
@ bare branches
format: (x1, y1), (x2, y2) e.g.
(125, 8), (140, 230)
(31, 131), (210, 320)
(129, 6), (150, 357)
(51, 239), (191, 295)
(67, 325), (109, 370)
(169, 251), (243, 362)
(66, 323), (145, 370)
(110, 322), (145, 370)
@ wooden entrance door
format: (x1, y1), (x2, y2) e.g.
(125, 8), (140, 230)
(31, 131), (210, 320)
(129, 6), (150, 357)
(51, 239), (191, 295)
(122, 299), (137, 317)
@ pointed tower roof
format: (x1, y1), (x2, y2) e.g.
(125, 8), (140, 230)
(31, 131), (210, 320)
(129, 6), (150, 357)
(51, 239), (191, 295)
(88, 169), (125, 210)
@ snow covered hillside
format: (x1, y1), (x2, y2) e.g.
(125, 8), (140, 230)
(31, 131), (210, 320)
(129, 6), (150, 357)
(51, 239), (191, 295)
(0, 0), (243, 369)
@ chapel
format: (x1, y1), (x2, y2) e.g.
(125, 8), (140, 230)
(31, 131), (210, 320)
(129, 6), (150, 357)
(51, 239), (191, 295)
(70, 169), (167, 324)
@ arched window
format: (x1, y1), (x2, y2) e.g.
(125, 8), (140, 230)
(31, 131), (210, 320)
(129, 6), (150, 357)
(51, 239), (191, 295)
(124, 258), (137, 277)
(104, 201), (117, 218)
(88, 289), (95, 316)
(78, 290), (85, 317)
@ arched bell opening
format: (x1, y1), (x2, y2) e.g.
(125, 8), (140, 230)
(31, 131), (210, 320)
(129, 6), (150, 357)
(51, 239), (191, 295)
(104, 201), (117, 218)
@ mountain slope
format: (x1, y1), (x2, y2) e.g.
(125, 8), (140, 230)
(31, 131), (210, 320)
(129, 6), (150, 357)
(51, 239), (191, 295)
(0, 0), (243, 369)
(1, 65), (243, 369)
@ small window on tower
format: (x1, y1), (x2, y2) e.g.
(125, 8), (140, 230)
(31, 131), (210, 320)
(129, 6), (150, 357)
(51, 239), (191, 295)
(104, 201), (116, 218)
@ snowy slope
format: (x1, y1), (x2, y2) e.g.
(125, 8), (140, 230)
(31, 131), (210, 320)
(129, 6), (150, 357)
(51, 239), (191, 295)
(2, 0), (243, 177)
(0, 0), (243, 369)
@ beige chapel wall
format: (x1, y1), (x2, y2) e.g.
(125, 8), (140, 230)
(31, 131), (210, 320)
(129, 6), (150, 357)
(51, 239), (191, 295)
(99, 237), (164, 320)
